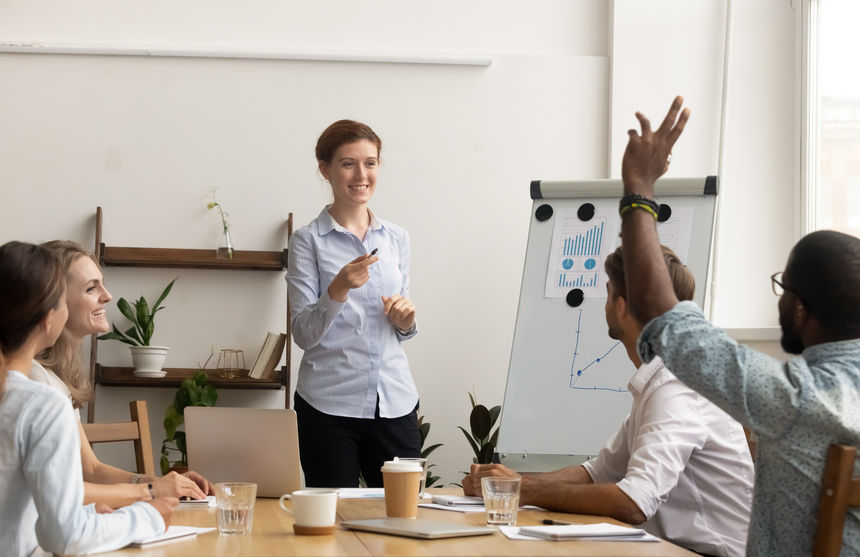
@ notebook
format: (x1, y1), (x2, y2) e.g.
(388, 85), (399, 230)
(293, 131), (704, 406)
(341, 518), (496, 539)
(518, 523), (651, 541)
(185, 407), (302, 497)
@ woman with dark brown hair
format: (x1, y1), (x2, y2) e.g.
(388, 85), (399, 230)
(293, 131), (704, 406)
(29, 240), (212, 507)
(288, 120), (421, 487)
(0, 241), (175, 556)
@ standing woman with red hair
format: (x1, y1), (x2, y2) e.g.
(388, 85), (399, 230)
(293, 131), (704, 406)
(287, 120), (421, 487)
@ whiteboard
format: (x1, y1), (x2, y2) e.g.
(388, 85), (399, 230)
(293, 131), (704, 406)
(497, 177), (717, 471)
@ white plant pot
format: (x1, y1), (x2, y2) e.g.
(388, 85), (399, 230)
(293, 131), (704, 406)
(130, 346), (169, 378)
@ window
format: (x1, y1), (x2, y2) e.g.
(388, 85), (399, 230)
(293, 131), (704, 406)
(805, 0), (860, 237)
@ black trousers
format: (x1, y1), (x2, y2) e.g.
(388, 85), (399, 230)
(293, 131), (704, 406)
(294, 393), (421, 488)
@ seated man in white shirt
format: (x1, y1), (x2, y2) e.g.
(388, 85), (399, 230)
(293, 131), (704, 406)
(463, 245), (754, 557)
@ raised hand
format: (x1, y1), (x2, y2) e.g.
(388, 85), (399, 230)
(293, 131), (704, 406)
(328, 253), (379, 302)
(621, 95), (690, 197)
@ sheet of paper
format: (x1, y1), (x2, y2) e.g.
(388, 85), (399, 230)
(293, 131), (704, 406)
(419, 503), (544, 514)
(419, 503), (486, 513)
(544, 207), (619, 298)
(337, 488), (432, 500)
(128, 526), (215, 548)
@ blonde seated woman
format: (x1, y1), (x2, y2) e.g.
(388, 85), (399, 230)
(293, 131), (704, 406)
(30, 241), (213, 507)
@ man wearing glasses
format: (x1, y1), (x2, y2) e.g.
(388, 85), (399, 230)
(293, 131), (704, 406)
(617, 96), (860, 556)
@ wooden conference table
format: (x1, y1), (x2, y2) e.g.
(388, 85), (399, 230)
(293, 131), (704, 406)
(99, 489), (695, 556)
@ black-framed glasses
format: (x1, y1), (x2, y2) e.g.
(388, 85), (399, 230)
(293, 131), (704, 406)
(771, 272), (795, 297)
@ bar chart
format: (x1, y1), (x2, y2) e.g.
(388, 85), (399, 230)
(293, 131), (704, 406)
(562, 220), (604, 256)
(557, 272), (598, 288)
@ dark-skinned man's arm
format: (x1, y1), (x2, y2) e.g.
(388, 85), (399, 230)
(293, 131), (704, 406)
(620, 96), (690, 324)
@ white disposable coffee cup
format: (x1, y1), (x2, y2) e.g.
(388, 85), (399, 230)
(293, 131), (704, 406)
(381, 460), (422, 518)
(279, 489), (339, 535)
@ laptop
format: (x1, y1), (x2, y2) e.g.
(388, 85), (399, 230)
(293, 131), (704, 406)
(341, 518), (495, 539)
(185, 407), (302, 498)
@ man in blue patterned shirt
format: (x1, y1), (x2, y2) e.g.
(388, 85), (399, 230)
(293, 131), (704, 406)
(617, 96), (860, 556)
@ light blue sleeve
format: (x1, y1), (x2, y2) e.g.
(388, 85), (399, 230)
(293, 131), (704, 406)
(394, 227), (418, 341)
(21, 389), (164, 555)
(286, 227), (346, 349)
(637, 301), (801, 439)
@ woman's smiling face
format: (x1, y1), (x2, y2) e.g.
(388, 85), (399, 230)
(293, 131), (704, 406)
(64, 255), (112, 339)
(320, 139), (379, 209)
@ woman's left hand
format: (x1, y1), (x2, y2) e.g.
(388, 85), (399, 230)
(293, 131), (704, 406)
(381, 295), (416, 331)
(183, 470), (215, 495)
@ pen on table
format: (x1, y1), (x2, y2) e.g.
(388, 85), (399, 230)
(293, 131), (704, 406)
(542, 519), (571, 525)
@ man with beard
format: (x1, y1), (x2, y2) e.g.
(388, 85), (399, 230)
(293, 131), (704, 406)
(463, 245), (754, 557)
(617, 96), (860, 556)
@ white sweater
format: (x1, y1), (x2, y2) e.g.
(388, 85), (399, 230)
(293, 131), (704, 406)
(0, 371), (164, 556)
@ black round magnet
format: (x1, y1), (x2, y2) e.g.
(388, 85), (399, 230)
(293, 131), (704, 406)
(566, 289), (584, 307)
(658, 204), (672, 223)
(535, 204), (553, 222)
(577, 203), (595, 221)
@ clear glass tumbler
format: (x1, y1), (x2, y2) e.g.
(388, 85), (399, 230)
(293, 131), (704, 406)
(481, 476), (521, 526)
(215, 482), (257, 534)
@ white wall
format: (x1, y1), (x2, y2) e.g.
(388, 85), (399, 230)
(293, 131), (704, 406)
(611, 0), (799, 329)
(0, 1), (609, 485)
(0, 0), (797, 484)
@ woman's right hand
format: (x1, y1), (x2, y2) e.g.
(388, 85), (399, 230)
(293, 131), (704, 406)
(146, 497), (178, 529)
(328, 253), (379, 302)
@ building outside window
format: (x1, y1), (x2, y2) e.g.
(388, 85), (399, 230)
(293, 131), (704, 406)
(813, 0), (860, 237)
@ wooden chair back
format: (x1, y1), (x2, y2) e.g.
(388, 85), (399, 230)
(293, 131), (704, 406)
(82, 400), (154, 476)
(813, 444), (860, 557)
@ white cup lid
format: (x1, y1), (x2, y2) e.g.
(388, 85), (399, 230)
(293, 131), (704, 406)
(381, 460), (423, 472)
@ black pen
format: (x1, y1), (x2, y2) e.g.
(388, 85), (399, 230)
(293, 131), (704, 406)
(369, 248), (378, 256)
(542, 519), (571, 525)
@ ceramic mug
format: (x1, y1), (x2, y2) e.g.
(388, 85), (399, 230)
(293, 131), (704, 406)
(278, 489), (339, 535)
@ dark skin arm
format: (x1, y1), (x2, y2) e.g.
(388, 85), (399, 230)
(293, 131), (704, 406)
(462, 463), (647, 525)
(620, 96), (691, 324)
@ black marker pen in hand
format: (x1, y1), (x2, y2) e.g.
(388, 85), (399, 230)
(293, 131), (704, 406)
(369, 248), (378, 257)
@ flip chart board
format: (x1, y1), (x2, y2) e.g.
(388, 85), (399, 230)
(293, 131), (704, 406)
(497, 177), (717, 471)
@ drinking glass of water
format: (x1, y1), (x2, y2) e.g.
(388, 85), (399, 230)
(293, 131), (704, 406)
(481, 476), (521, 526)
(215, 482), (257, 535)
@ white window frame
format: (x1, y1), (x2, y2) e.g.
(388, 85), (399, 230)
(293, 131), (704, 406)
(798, 0), (819, 236)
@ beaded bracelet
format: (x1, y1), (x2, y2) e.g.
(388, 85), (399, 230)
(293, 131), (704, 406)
(620, 202), (659, 220)
(619, 193), (658, 212)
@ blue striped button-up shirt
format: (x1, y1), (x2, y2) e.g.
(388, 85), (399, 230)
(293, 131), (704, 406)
(286, 207), (418, 419)
(638, 301), (860, 557)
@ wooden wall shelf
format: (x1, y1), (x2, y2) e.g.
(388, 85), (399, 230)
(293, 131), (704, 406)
(101, 245), (287, 270)
(96, 364), (286, 390)
(86, 206), (294, 422)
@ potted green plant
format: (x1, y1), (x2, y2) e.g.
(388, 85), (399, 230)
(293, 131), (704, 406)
(160, 370), (218, 474)
(98, 278), (177, 377)
(418, 414), (443, 488)
(458, 392), (501, 464)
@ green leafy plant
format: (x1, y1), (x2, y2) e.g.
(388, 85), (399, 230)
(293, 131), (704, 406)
(458, 392), (501, 464)
(418, 414), (443, 488)
(97, 278), (177, 346)
(160, 371), (217, 474)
